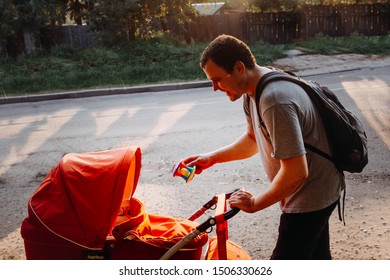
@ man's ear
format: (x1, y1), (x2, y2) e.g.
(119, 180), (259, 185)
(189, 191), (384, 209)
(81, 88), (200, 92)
(235, 61), (246, 75)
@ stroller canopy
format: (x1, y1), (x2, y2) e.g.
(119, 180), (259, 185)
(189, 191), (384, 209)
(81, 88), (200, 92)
(28, 147), (141, 250)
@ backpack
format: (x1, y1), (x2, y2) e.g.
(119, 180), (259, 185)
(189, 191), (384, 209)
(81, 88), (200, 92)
(252, 69), (368, 174)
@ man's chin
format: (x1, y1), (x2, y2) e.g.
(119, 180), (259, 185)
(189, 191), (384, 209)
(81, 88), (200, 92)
(226, 93), (238, 102)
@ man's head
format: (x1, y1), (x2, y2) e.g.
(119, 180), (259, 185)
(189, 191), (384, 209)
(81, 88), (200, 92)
(200, 35), (257, 101)
(200, 34), (256, 73)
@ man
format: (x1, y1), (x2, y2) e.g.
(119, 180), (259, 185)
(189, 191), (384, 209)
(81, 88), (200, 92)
(182, 34), (345, 259)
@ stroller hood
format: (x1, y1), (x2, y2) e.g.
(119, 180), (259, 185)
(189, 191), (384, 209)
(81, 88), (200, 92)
(27, 147), (141, 250)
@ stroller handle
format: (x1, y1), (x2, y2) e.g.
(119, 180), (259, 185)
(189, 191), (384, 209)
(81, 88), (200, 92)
(223, 189), (242, 219)
(194, 189), (241, 233)
(188, 189), (241, 221)
(224, 207), (240, 220)
(195, 207), (239, 233)
(159, 190), (240, 260)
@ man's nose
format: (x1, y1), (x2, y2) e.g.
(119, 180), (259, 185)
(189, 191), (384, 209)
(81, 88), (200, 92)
(212, 81), (221, 91)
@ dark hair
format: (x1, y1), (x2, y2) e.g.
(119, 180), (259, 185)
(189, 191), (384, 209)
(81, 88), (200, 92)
(200, 34), (256, 73)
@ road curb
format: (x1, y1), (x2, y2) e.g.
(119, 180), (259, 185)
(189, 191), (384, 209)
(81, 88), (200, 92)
(1, 64), (389, 105)
(0, 80), (212, 105)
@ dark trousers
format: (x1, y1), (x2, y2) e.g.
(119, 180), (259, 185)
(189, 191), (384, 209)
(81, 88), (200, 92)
(270, 200), (338, 260)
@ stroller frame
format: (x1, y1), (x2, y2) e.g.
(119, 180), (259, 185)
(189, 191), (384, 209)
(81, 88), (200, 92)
(160, 190), (240, 260)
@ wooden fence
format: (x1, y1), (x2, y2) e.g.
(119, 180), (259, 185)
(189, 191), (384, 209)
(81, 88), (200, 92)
(4, 3), (388, 56)
(186, 3), (389, 44)
(60, 25), (98, 49)
(299, 4), (389, 39)
(43, 3), (390, 49)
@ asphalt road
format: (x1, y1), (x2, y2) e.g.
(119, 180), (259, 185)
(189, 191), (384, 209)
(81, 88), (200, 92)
(0, 66), (389, 260)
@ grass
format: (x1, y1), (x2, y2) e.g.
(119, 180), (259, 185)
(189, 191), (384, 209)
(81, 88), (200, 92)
(290, 32), (390, 55)
(0, 33), (389, 96)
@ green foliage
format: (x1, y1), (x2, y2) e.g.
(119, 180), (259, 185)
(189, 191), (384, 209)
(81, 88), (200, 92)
(293, 33), (340, 54)
(68, 0), (93, 25)
(87, 0), (197, 45)
(339, 33), (390, 54)
(50, 44), (77, 59)
(0, 34), (208, 95)
(250, 41), (287, 64)
(251, 0), (300, 12)
(0, 33), (388, 96)
(292, 33), (390, 55)
(0, 0), (70, 56)
(0, 0), (18, 36)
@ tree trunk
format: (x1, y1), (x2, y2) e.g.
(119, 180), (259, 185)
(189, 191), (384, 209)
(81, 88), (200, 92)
(23, 32), (36, 55)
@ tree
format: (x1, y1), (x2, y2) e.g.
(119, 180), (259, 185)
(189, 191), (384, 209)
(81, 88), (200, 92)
(87, 0), (197, 45)
(86, 0), (137, 44)
(227, 0), (253, 11)
(68, 0), (95, 25)
(0, 0), (69, 56)
(0, 0), (18, 56)
(251, 0), (299, 12)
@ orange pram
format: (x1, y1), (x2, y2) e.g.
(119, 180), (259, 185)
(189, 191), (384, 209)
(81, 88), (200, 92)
(21, 147), (250, 260)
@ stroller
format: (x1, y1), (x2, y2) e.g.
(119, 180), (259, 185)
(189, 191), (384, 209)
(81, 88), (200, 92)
(21, 147), (250, 260)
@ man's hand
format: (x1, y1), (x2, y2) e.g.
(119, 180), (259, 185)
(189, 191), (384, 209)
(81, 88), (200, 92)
(182, 153), (215, 174)
(228, 189), (256, 213)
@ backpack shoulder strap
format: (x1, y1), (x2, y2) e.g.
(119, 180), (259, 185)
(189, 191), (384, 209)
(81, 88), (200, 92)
(254, 70), (336, 165)
(254, 70), (304, 128)
(255, 69), (311, 115)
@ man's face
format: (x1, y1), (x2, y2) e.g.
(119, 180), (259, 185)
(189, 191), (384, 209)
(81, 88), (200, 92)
(203, 59), (245, 102)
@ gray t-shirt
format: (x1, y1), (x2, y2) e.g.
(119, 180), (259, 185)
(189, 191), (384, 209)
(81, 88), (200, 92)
(244, 80), (345, 213)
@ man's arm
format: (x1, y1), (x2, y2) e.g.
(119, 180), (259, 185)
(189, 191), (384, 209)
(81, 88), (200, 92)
(183, 120), (258, 174)
(229, 153), (309, 213)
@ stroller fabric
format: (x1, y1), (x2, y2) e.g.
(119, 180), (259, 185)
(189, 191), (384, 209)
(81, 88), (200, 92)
(24, 147), (141, 250)
(113, 197), (208, 250)
(21, 147), (207, 259)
